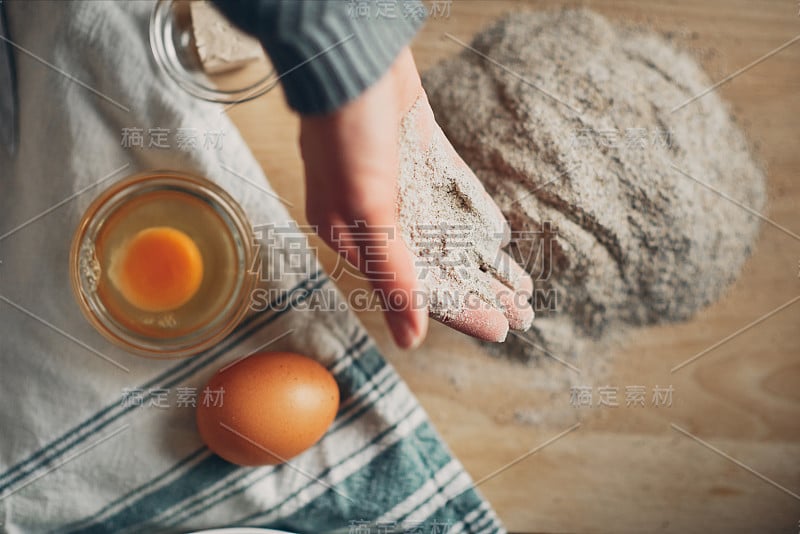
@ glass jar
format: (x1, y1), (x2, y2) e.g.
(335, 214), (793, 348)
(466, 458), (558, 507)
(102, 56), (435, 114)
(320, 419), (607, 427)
(70, 170), (256, 358)
(149, 0), (278, 104)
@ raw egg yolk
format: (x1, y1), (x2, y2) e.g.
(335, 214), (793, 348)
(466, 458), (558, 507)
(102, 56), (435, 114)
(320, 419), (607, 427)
(115, 226), (203, 312)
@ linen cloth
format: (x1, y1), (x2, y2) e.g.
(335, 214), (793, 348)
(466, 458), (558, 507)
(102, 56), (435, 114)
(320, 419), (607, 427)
(0, 1), (505, 532)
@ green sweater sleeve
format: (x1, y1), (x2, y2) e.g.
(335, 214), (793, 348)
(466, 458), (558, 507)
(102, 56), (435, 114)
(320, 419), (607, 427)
(211, 0), (427, 115)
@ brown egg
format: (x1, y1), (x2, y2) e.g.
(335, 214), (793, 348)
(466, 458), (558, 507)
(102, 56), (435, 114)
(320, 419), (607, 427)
(196, 352), (339, 466)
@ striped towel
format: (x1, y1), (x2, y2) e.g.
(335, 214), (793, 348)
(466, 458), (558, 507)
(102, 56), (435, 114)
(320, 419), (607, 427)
(0, 1), (504, 533)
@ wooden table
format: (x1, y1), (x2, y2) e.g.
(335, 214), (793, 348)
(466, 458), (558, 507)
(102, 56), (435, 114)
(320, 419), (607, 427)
(228, 1), (800, 531)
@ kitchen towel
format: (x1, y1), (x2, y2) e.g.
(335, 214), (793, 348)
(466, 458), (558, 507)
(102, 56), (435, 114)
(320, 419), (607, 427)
(0, 1), (504, 532)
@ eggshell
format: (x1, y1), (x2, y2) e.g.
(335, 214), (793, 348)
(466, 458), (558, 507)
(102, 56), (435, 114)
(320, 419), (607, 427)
(196, 352), (339, 466)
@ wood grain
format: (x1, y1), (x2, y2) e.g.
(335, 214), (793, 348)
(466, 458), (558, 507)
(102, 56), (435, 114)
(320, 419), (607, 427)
(227, 1), (800, 531)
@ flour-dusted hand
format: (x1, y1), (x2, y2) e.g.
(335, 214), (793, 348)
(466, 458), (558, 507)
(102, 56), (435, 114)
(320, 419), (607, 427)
(300, 49), (427, 348)
(301, 48), (533, 347)
(212, 1), (532, 347)
(396, 88), (534, 342)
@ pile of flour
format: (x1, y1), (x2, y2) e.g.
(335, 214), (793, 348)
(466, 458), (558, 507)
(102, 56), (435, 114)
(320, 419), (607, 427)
(421, 9), (766, 362)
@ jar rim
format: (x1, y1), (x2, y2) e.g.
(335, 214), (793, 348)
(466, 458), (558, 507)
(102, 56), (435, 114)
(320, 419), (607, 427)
(149, 0), (279, 104)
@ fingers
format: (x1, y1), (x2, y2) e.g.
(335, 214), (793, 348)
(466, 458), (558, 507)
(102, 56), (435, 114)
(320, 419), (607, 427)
(487, 251), (535, 331)
(486, 250), (534, 293)
(429, 258), (533, 341)
(357, 222), (429, 350)
(490, 278), (534, 332)
(470, 261), (532, 334)
(317, 210), (429, 350)
(430, 291), (509, 343)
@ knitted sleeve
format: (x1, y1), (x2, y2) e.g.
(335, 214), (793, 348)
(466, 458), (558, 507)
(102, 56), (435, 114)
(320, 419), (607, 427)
(212, 0), (427, 115)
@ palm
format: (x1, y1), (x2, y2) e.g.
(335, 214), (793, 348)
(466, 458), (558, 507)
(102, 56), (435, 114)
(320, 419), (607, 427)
(300, 48), (533, 348)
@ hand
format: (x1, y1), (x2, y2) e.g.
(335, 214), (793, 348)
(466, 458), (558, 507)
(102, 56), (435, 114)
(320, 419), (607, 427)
(299, 47), (533, 349)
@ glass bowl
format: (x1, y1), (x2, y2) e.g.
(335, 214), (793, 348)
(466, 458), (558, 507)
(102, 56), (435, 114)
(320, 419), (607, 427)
(70, 170), (256, 358)
(150, 0), (279, 103)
